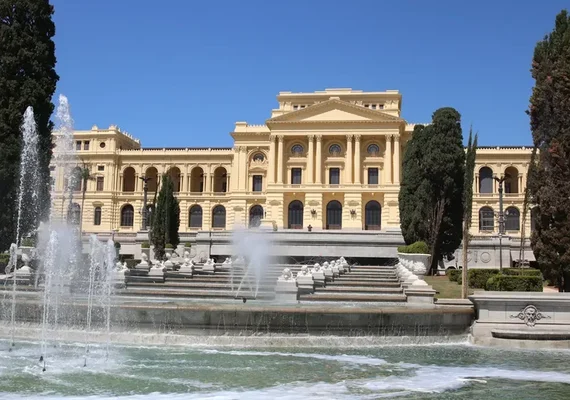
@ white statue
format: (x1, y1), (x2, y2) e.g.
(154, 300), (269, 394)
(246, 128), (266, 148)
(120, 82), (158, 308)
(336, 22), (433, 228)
(275, 268), (298, 302)
(278, 268), (295, 282)
(136, 253), (150, 269)
(202, 257), (215, 273)
(311, 263), (325, 286)
(179, 251), (194, 275)
(164, 252), (174, 270)
(296, 265), (314, 292)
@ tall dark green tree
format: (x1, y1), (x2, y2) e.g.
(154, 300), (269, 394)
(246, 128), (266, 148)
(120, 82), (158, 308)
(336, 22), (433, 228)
(150, 175), (180, 259)
(462, 128), (478, 298)
(399, 108), (465, 272)
(0, 0), (59, 250)
(527, 10), (570, 291)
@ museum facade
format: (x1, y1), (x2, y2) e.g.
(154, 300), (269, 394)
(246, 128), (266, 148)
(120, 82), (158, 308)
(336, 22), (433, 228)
(50, 88), (533, 242)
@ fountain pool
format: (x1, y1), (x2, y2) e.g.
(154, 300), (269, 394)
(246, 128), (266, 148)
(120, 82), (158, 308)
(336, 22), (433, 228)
(0, 340), (569, 399)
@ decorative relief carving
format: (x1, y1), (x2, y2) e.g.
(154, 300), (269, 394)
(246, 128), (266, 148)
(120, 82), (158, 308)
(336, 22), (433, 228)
(346, 134), (354, 140)
(480, 252), (491, 263)
(308, 134), (314, 140)
(510, 305), (550, 327)
(354, 134), (361, 142)
(277, 135), (284, 143)
(316, 135), (323, 142)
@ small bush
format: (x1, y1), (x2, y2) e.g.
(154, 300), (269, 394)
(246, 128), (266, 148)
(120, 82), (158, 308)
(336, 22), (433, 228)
(468, 269), (500, 289)
(21, 238), (35, 247)
(503, 268), (543, 278)
(184, 242), (192, 248)
(397, 241), (430, 254)
(165, 243), (174, 249)
(125, 259), (140, 269)
(486, 274), (543, 292)
(141, 241), (150, 249)
(446, 269), (462, 283)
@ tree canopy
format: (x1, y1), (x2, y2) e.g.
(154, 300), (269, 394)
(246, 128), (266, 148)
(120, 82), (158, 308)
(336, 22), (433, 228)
(0, 0), (59, 250)
(150, 175), (180, 259)
(527, 10), (570, 291)
(399, 107), (465, 271)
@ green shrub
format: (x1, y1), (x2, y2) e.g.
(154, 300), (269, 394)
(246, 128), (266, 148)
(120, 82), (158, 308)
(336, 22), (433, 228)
(20, 238), (35, 247)
(503, 268), (543, 278)
(468, 269), (500, 289)
(184, 242), (192, 248)
(141, 241), (150, 249)
(397, 241), (430, 254)
(165, 243), (174, 249)
(486, 274), (543, 292)
(125, 259), (140, 269)
(446, 269), (462, 283)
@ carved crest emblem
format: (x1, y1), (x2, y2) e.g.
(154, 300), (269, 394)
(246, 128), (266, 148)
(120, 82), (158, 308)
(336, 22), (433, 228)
(510, 305), (550, 327)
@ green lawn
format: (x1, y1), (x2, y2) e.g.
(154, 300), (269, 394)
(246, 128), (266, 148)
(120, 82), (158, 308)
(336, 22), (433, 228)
(424, 276), (474, 299)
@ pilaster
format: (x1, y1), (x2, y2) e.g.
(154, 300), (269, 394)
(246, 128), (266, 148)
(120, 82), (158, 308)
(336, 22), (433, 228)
(354, 135), (361, 184)
(393, 134), (400, 184)
(277, 135), (284, 184)
(305, 192), (323, 230)
(346, 134), (353, 184)
(343, 192), (362, 229)
(268, 136), (276, 184)
(307, 135), (314, 184)
(385, 135), (393, 184)
(315, 135), (323, 184)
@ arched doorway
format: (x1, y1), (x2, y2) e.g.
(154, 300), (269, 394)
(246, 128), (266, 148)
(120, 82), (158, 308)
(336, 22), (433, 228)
(190, 167), (204, 193)
(504, 167), (519, 194)
(212, 205), (226, 229)
(189, 205), (203, 229)
(123, 167), (136, 192)
(249, 205), (264, 228)
(214, 167), (228, 193)
(479, 167), (493, 194)
(145, 167), (158, 192)
(167, 167), (181, 192)
(326, 200), (342, 230)
(364, 201), (381, 230)
(288, 200), (303, 229)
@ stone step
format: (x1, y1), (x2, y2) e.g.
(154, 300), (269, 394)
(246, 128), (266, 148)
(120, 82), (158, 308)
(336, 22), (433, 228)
(299, 293), (407, 302)
(326, 280), (401, 287)
(128, 281), (274, 291)
(116, 288), (273, 299)
(316, 286), (403, 294)
(344, 272), (397, 278)
(334, 277), (400, 283)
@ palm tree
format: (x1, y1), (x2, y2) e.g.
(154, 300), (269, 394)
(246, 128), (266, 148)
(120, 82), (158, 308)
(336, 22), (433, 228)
(78, 161), (96, 233)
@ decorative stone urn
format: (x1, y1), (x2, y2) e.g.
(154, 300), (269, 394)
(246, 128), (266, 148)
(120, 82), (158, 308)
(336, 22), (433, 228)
(397, 253), (431, 280)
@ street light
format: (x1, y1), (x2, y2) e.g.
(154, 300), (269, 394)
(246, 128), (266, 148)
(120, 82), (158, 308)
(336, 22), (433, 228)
(494, 173), (511, 272)
(139, 176), (152, 230)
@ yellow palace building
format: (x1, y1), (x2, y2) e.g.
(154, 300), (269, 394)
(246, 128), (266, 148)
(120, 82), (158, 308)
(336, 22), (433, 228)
(50, 88), (533, 264)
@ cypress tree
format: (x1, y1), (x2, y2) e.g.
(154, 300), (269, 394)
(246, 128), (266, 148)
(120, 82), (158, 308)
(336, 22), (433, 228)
(0, 0), (59, 251)
(399, 108), (465, 272)
(150, 175), (180, 259)
(527, 10), (570, 291)
(462, 128), (478, 298)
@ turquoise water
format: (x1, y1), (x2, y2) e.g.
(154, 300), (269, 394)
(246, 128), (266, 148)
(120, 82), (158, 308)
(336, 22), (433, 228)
(1, 340), (569, 399)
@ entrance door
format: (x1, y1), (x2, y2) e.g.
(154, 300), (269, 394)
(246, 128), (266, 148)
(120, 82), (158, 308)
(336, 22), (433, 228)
(326, 200), (342, 230)
(288, 200), (303, 229)
(365, 201), (381, 230)
(249, 205), (264, 228)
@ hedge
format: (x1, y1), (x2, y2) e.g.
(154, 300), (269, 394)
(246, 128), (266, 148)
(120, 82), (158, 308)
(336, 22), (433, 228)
(141, 241), (150, 249)
(503, 268), (543, 278)
(446, 269), (462, 283)
(486, 274), (543, 292)
(125, 259), (141, 269)
(469, 269), (500, 289)
(397, 241), (430, 254)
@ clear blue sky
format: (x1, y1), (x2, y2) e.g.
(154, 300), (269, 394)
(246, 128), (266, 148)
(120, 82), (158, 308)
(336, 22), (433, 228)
(51, 0), (568, 148)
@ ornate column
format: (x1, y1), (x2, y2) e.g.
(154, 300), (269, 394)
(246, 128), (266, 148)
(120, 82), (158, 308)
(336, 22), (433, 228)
(385, 135), (393, 184)
(346, 134), (353, 184)
(315, 135), (323, 184)
(307, 135), (314, 184)
(474, 173), (479, 194)
(268, 136), (276, 184)
(239, 146), (247, 190)
(393, 134), (400, 184)
(354, 135), (361, 184)
(277, 135), (284, 184)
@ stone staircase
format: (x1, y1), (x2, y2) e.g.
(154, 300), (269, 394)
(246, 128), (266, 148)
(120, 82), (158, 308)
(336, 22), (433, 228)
(298, 265), (406, 303)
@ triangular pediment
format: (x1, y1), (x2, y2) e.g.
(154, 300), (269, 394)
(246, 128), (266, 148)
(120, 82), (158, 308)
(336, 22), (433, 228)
(266, 98), (404, 125)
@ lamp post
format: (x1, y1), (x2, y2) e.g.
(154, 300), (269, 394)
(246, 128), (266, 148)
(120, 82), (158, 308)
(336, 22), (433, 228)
(494, 174), (510, 272)
(139, 176), (152, 230)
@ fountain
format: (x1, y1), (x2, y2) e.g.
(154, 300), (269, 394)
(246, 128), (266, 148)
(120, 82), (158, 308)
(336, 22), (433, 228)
(230, 227), (271, 299)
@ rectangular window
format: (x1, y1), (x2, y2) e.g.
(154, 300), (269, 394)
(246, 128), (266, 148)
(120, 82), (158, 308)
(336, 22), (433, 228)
(96, 176), (104, 191)
(97, 165), (105, 171)
(378, 104), (384, 109)
(368, 168), (379, 185)
(252, 175), (263, 192)
(364, 104), (370, 108)
(371, 104), (377, 109)
(291, 168), (302, 185)
(329, 168), (340, 185)
(94, 207), (102, 226)
(83, 141), (90, 150)
(293, 105), (298, 110)
(76, 141), (82, 151)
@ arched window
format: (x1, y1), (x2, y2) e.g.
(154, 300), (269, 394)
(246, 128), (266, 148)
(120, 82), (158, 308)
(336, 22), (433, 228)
(213, 167), (228, 193)
(68, 203), (81, 225)
(365, 201), (381, 230)
(190, 167), (204, 193)
(189, 205), (203, 229)
(120, 204), (134, 227)
(326, 200), (342, 230)
(94, 207), (102, 226)
(252, 153), (265, 162)
(167, 167), (181, 192)
(505, 207), (520, 231)
(70, 167), (82, 192)
(122, 167), (136, 192)
(479, 207), (494, 231)
(249, 205), (264, 228)
(367, 144), (380, 156)
(288, 200), (303, 229)
(504, 167), (519, 194)
(212, 205), (226, 229)
(291, 144), (304, 156)
(329, 144), (342, 156)
(479, 167), (493, 194)
(145, 167), (158, 192)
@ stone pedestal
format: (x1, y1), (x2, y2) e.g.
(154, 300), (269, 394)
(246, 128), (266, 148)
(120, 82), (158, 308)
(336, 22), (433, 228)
(275, 280), (298, 302)
(259, 219), (277, 231)
(149, 265), (166, 282)
(15, 266), (33, 284)
(202, 259), (216, 274)
(404, 280), (436, 304)
(112, 269), (128, 287)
